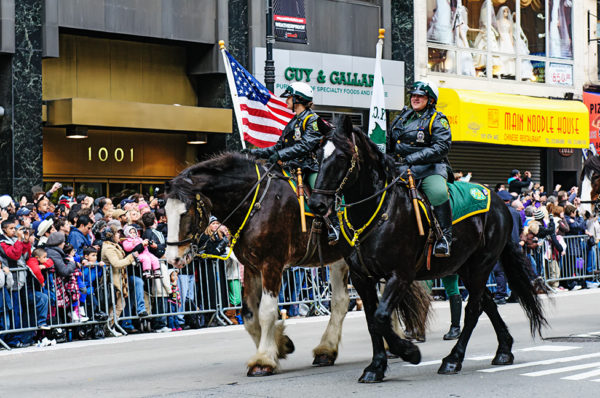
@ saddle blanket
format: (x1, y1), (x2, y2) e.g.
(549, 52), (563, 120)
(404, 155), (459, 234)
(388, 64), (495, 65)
(421, 181), (491, 225)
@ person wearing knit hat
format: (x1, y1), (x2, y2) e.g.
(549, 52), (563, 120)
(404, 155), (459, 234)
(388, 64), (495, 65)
(46, 231), (65, 247)
(533, 208), (545, 221)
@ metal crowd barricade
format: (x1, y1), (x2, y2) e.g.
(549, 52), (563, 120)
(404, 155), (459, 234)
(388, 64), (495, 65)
(536, 235), (600, 288)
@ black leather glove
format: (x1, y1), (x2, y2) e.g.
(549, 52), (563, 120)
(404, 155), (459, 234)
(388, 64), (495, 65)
(240, 148), (251, 155)
(268, 152), (280, 164)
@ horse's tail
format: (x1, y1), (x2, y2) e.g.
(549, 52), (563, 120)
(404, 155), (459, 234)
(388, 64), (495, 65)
(500, 241), (549, 337)
(397, 281), (431, 337)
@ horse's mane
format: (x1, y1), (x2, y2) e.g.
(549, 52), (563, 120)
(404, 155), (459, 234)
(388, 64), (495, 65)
(582, 155), (600, 181)
(330, 118), (395, 179)
(166, 152), (255, 204)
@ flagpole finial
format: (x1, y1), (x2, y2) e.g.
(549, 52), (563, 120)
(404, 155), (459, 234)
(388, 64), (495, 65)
(219, 40), (225, 50)
(378, 29), (385, 39)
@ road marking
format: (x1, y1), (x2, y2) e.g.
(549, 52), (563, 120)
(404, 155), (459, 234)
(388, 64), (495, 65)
(479, 352), (600, 373)
(468, 355), (494, 361)
(573, 331), (600, 338)
(562, 368), (600, 381)
(407, 359), (442, 367)
(520, 345), (580, 352)
(521, 361), (600, 377)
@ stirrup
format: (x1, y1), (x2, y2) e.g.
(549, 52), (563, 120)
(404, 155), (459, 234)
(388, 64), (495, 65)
(328, 228), (340, 246)
(434, 236), (451, 258)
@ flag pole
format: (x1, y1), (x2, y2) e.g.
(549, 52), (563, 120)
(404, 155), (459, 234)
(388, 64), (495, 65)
(368, 28), (387, 153)
(219, 40), (247, 150)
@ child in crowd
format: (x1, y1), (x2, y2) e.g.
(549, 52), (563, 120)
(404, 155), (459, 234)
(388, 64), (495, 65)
(122, 225), (161, 279)
(168, 269), (183, 331)
(64, 243), (88, 322)
(79, 246), (104, 318)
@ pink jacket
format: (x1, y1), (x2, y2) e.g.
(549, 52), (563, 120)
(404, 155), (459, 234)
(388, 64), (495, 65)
(121, 236), (150, 256)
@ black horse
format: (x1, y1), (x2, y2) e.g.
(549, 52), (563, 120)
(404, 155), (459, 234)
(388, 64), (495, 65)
(164, 152), (430, 377)
(308, 116), (548, 383)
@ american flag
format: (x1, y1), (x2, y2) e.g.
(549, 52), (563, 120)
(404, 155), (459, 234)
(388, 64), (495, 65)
(224, 51), (294, 148)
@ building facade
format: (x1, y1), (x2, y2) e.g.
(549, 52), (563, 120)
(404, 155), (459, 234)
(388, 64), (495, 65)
(415, 0), (594, 190)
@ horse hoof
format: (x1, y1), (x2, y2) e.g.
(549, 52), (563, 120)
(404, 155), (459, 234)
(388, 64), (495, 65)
(358, 371), (384, 383)
(247, 365), (275, 377)
(400, 345), (421, 365)
(312, 353), (336, 367)
(491, 352), (514, 366)
(284, 336), (295, 355)
(437, 360), (462, 375)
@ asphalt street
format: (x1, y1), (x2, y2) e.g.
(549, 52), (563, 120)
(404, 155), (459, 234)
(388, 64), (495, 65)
(2, 289), (600, 398)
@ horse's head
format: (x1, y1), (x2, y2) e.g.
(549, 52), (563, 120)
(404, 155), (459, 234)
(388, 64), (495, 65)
(309, 115), (360, 216)
(580, 155), (600, 216)
(164, 179), (211, 267)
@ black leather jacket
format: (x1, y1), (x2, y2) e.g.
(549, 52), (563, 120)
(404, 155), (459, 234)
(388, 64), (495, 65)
(388, 106), (452, 180)
(253, 109), (322, 173)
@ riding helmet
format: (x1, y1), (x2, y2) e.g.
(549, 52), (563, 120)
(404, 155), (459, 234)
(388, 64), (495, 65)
(410, 80), (439, 103)
(281, 82), (313, 104)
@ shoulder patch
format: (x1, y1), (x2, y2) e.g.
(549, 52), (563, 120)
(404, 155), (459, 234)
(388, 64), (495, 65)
(312, 121), (319, 131)
(440, 118), (450, 129)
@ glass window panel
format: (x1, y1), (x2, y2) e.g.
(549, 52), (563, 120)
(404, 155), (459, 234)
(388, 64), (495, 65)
(548, 0), (572, 59)
(428, 48), (455, 74)
(141, 183), (165, 199)
(530, 60), (546, 84)
(74, 182), (106, 199)
(520, 0), (546, 56)
(518, 58), (536, 82)
(109, 183), (139, 204)
(427, 0), (454, 45)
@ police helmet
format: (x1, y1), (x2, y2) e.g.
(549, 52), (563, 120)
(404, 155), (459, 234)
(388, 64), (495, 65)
(281, 82), (313, 103)
(410, 80), (439, 103)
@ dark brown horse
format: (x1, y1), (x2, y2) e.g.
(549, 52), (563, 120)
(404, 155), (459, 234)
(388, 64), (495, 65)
(308, 116), (549, 383)
(164, 153), (430, 376)
(580, 155), (600, 215)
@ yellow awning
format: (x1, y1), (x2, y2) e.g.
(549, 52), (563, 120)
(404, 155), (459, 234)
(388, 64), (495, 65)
(46, 98), (232, 133)
(437, 88), (589, 149)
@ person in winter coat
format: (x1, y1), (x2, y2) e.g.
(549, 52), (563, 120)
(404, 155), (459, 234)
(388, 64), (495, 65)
(100, 225), (136, 327)
(149, 260), (172, 333)
(0, 264), (14, 331)
(141, 212), (166, 259)
(25, 248), (53, 328)
(122, 224), (161, 279)
(46, 232), (86, 322)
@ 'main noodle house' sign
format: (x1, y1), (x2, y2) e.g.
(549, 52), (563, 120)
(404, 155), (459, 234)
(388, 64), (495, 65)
(253, 48), (405, 110)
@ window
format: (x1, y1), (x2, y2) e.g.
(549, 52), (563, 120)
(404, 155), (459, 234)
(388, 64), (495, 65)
(426, 0), (573, 85)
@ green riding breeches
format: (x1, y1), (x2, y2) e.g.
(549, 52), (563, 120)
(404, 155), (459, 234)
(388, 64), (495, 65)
(442, 274), (460, 297)
(421, 174), (449, 207)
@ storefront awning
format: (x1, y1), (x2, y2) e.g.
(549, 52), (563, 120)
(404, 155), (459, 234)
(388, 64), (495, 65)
(45, 98), (232, 133)
(437, 88), (589, 149)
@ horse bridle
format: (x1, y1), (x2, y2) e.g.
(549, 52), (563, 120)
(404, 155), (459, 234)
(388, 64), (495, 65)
(166, 194), (207, 247)
(312, 133), (360, 211)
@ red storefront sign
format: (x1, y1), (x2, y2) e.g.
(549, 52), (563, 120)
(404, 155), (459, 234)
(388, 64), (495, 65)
(583, 92), (600, 153)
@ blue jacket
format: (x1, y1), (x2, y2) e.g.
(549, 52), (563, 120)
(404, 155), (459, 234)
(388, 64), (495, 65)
(565, 215), (586, 236)
(68, 227), (91, 261)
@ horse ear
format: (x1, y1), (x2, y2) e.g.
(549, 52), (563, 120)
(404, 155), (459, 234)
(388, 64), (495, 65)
(342, 115), (354, 137)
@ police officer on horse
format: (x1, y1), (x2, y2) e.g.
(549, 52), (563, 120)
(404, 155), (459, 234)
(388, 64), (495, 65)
(388, 80), (453, 257)
(243, 82), (340, 243)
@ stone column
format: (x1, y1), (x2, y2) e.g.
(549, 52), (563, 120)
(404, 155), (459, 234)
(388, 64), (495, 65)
(391, 1), (414, 88)
(0, 0), (43, 198)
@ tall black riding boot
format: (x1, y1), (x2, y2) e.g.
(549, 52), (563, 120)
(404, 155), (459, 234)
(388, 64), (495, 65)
(433, 199), (453, 257)
(328, 213), (340, 245)
(443, 294), (462, 340)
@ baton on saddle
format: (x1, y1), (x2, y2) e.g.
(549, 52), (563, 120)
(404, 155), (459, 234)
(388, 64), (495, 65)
(297, 168), (307, 233)
(407, 169), (425, 236)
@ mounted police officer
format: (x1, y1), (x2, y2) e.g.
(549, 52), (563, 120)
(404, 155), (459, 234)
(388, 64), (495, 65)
(388, 80), (453, 257)
(242, 82), (340, 243)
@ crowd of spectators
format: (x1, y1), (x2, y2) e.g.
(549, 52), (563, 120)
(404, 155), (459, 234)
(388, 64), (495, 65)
(459, 169), (600, 304)
(0, 183), (242, 348)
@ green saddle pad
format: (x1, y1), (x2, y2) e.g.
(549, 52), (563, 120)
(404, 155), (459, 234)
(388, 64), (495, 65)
(447, 181), (491, 224)
(282, 169), (315, 216)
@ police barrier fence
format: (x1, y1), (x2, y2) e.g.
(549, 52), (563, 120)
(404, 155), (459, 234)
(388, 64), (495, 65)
(2, 239), (600, 349)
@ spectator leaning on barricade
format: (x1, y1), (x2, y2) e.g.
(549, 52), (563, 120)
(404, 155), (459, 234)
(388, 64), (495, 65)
(100, 225), (136, 331)
(564, 205), (587, 290)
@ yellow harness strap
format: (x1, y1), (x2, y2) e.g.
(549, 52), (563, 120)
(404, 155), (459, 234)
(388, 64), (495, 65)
(338, 180), (388, 247)
(199, 164), (262, 261)
(428, 111), (438, 135)
(302, 114), (313, 132)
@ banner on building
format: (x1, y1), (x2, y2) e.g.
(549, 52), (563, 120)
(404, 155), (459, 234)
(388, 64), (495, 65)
(274, 0), (307, 44)
(583, 92), (600, 153)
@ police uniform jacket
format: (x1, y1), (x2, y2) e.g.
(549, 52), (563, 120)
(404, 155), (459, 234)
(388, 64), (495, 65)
(254, 109), (322, 173)
(388, 106), (452, 180)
